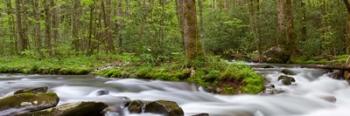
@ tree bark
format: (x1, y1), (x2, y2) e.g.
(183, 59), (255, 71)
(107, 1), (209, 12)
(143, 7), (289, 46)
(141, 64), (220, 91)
(277, 0), (295, 58)
(343, 0), (350, 53)
(72, 0), (81, 52)
(6, 0), (17, 54)
(44, 0), (52, 55)
(101, 0), (115, 53)
(176, 0), (185, 49)
(33, 0), (42, 55)
(181, 0), (204, 66)
(300, 0), (307, 42)
(15, 0), (29, 52)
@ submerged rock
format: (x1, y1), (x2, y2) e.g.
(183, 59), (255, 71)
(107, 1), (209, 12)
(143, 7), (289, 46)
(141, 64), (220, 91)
(14, 87), (48, 94)
(278, 75), (295, 85)
(144, 100), (184, 116)
(191, 113), (209, 116)
(22, 102), (108, 116)
(319, 96), (337, 103)
(0, 92), (59, 115)
(281, 69), (296, 75)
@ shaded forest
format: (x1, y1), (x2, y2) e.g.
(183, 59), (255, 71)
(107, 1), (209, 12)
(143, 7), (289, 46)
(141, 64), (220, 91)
(0, 0), (349, 63)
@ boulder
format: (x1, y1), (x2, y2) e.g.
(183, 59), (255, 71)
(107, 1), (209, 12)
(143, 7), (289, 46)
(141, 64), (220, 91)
(144, 100), (184, 116)
(281, 69), (296, 75)
(125, 100), (144, 113)
(14, 87), (48, 94)
(21, 102), (108, 116)
(278, 75), (295, 85)
(263, 47), (290, 63)
(0, 92), (59, 115)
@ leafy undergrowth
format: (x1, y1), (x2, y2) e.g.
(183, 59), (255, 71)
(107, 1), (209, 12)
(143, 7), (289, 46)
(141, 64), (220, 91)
(0, 55), (112, 75)
(95, 56), (265, 94)
(291, 55), (350, 65)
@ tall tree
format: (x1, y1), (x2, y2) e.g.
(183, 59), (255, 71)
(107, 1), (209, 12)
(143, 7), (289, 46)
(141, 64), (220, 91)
(72, 0), (81, 52)
(32, 0), (42, 55)
(101, 0), (115, 52)
(15, 0), (29, 52)
(44, 0), (52, 55)
(249, 0), (261, 60)
(176, 0), (185, 49)
(179, 0), (204, 66)
(343, 0), (350, 53)
(277, 0), (295, 58)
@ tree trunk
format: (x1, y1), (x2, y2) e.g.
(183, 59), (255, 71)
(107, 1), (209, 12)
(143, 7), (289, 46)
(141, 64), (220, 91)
(87, 2), (95, 55)
(72, 0), (81, 52)
(249, 0), (261, 61)
(101, 0), (115, 53)
(6, 0), (17, 54)
(277, 0), (295, 59)
(300, 0), (307, 42)
(44, 0), (52, 55)
(51, 0), (59, 50)
(180, 0), (204, 66)
(176, 0), (185, 49)
(15, 0), (28, 52)
(33, 0), (42, 55)
(343, 0), (350, 53)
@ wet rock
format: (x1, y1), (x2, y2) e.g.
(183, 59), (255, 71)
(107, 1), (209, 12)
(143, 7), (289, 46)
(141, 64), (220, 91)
(278, 75), (295, 85)
(96, 90), (109, 96)
(22, 102), (108, 116)
(262, 65), (274, 68)
(263, 47), (290, 63)
(0, 92), (59, 115)
(14, 87), (48, 94)
(144, 100), (184, 116)
(125, 100), (144, 113)
(281, 69), (296, 75)
(191, 113), (209, 116)
(319, 96), (337, 103)
(266, 84), (275, 88)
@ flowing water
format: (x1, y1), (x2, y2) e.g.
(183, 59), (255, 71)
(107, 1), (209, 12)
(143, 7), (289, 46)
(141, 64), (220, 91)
(0, 64), (349, 116)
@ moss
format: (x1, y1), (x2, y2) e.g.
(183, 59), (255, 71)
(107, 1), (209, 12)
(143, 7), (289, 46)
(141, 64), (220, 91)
(144, 100), (184, 116)
(0, 92), (59, 111)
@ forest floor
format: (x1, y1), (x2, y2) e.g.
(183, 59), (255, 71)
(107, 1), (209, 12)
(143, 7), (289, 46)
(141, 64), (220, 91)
(0, 54), (264, 94)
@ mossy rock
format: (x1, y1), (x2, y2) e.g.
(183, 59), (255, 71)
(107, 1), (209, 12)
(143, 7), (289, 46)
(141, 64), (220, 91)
(144, 100), (184, 116)
(21, 102), (108, 116)
(0, 92), (59, 115)
(14, 87), (48, 94)
(125, 100), (144, 113)
(278, 75), (295, 85)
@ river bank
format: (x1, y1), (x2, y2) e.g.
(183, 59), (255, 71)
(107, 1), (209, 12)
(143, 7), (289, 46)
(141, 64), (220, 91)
(0, 55), (264, 94)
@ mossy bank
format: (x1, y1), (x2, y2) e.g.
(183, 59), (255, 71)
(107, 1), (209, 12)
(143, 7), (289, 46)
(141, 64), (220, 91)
(0, 55), (265, 94)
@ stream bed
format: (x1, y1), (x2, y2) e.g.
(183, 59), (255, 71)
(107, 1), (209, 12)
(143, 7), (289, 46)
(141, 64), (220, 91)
(0, 64), (349, 116)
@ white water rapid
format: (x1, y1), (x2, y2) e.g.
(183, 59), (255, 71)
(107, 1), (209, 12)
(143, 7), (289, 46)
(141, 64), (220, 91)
(0, 64), (349, 116)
